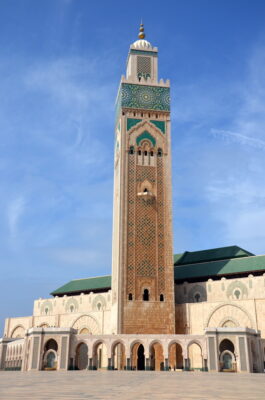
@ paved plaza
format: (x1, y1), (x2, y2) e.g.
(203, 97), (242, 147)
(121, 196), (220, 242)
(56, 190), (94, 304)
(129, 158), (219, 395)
(0, 371), (264, 400)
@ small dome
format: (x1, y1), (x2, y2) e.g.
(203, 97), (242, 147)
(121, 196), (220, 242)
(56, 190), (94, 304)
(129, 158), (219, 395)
(132, 39), (152, 49)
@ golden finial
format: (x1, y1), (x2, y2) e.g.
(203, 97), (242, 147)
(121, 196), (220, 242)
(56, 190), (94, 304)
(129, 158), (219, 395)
(138, 21), (145, 39)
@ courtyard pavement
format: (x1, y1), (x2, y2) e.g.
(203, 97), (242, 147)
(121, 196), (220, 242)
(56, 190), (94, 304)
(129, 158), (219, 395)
(0, 371), (264, 400)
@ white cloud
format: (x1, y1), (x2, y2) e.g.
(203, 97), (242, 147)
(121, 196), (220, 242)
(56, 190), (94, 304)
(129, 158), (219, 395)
(211, 129), (265, 150)
(7, 196), (26, 238)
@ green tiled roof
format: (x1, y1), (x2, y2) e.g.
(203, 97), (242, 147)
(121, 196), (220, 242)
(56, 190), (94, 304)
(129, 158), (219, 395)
(51, 275), (111, 296)
(174, 255), (265, 282)
(51, 246), (264, 295)
(174, 246), (253, 266)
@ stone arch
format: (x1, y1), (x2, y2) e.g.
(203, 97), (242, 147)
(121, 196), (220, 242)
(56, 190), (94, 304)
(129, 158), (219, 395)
(136, 131), (156, 147)
(137, 179), (155, 196)
(111, 339), (126, 354)
(206, 303), (253, 329)
(39, 323), (49, 328)
(149, 340), (164, 371)
(188, 284), (207, 303)
(148, 339), (163, 353)
(187, 342), (203, 370)
(43, 339), (58, 370)
(72, 315), (100, 334)
(111, 340), (126, 370)
(11, 325), (25, 338)
(130, 340), (146, 371)
(226, 280), (248, 300)
(79, 327), (90, 335)
(128, 120), (165, 145)
(92, 339), (108, 370)
(44, 349), (57, 370)
(168, 340), (184, 370)
(220, 349), (235, 370)
(129, 339), (145, 353)
(44, 338), (58, 352)
(219, 316), (240, 328)
(219, 338), (236, 371)
(40, 300), (53, 315)
(65, 297), (79, 313)
(92, 295), (107, 312)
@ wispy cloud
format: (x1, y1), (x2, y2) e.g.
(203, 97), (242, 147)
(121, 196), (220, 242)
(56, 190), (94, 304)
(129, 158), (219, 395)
(211, 129), (265, 150)
(7, 196), (26, 238)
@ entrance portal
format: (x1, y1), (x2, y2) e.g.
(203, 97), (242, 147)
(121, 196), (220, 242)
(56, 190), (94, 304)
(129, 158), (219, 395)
(76, 343), (88, 370)
(223, 352), (232, 370)
(47, 352), (56, 368)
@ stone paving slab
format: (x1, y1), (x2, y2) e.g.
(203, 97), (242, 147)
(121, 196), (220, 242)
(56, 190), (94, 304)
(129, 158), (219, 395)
(0, 371), (264, 400)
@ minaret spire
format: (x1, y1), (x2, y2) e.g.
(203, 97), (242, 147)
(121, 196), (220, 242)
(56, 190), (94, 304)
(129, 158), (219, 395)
(138, 21), (145, 39)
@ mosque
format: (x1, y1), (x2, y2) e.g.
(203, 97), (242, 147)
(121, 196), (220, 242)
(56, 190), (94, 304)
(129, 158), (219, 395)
(0, 24), (265, 373)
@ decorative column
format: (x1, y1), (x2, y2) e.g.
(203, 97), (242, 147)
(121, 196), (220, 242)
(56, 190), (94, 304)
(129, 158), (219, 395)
(107, 358), (113, 370)
(145, 358), (150, 371)
(88, 358), (93, 370)
(0, 341), (7, 370)
(126, 357), (131, 370)
(184, 358), (189, 371)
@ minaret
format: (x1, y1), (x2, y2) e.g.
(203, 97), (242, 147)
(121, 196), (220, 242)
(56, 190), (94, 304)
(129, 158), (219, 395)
(111, 24), (175, 334)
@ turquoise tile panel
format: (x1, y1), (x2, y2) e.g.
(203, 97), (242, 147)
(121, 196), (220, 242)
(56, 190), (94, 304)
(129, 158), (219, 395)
(127, 118), (142, 131)
(120, 83), (170, 111)
(136, 131), (156, 147)
(150, 120), (166, 133)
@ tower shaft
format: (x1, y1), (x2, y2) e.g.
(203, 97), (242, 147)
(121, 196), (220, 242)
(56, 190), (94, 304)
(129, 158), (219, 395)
(111, 29), (175, 334)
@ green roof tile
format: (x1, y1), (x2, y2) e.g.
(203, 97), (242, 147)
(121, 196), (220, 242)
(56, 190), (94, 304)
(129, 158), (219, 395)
(51, 247), (263, 296)
(174, 255), (265, 281)
(51, 275), (111, 296)
(174, 246), (253, 266)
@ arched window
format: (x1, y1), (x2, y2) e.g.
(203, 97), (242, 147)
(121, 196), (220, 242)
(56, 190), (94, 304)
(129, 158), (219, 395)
(138, 150), (141, 156)
(143, 289), (149, 301)
(144, 150), (148, 156)
(45, 339), (58, 352)
(45, 307), (49, 315)
(143, 188), (148, 193)
(97, 303), (102, 311)
(157, 148), (163, 157)
(234, 289), (241, 299)
(129, 146), (134, 155)
(128, 293), (133, 301)
(150, 151), (154, 157)
(160, 294), (164, 302)
(194, 293), (201, 303)
(70, 305), (74, 313)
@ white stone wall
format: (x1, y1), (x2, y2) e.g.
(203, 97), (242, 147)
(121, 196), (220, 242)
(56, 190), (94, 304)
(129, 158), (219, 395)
(175, 274), (265, 339)
(175, 274), (265, 304)
(4, 290), (113, 338)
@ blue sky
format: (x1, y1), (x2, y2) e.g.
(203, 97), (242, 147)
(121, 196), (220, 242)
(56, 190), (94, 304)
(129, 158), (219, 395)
(1, 0), (265, 331)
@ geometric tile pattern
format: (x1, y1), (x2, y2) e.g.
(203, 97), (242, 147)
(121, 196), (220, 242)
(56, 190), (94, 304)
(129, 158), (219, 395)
(119, 83), (170, 111)
(157, 157), (165, 293)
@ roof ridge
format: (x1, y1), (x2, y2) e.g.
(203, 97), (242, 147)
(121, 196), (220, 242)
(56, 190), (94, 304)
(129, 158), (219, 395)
(182, 245), (245, 253)
(174, 254), (265, 268)
(72, 274), (111, 282)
